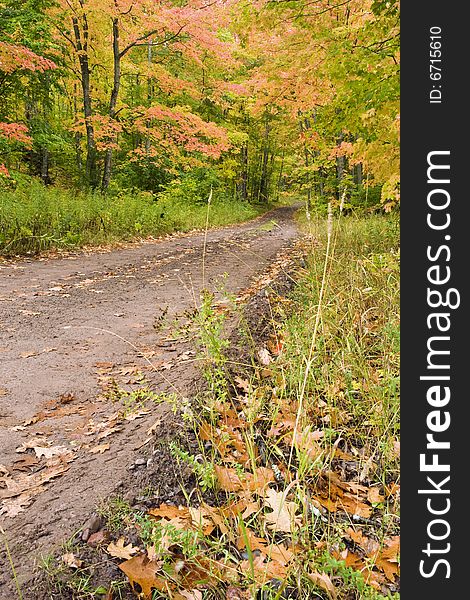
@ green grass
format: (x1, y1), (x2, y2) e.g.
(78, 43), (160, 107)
(0, 179), (263, 256)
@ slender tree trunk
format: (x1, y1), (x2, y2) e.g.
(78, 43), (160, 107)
(239, 142), (248, 201)
(145, 39), (152, 154)
(73, 83), (83, 174)
(72, 14), (98, 188)
(102, 17), (121, 192)
(259, 118), (270, 203)
(356, 162), (363, 185)
(276, 150), (284, 201)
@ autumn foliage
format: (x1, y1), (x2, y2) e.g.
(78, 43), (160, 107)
(0, 0), (399, 209)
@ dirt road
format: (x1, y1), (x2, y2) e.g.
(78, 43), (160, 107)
(0, 205), (299, 595)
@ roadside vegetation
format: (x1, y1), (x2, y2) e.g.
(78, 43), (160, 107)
(0, 176), (265, 256)
(34, 208), (400, 599)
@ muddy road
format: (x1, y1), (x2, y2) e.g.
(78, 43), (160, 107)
(0, 205), (299, 595)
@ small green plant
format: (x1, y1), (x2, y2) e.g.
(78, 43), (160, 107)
(169, 442), (216, 492)
(193, 290), (230, 406)
(97, 497), (133, 533)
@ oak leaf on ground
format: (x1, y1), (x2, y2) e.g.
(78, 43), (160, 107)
(107, 537), (140, 560)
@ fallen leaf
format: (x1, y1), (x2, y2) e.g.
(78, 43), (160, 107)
(234, 376), (250, 394)
(214, 466), (274, 493)
(0, 493), (35, 517)
(308, 572), (337, 600)
(124, 409), (150, 421)
(119, 554), (168, 598)
(33, 445), (70, 459)
(89, 443), (110, 454)
(96, 426), (122, 440)
(20, 351), (38, 359)
(367, 487), (384, 505)
(263, 488), (300, 533)
(62, 553), (83, 569)
(0, 458), (71, 500)
(239, 552), (288, 583)
(346, 528), (380, 556)
(107, 538), (140, 560)
(189, 506), (216, 535)
(148, 504), (191, 521)
(10, 455), (40, 471)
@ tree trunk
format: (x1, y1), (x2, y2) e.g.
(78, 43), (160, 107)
(276, 150), (284, 201)
(239, 142), (248, 201)
(102, 17), (121, 192)
(72, 14), (98, 188)
(259, 119), (270, 203)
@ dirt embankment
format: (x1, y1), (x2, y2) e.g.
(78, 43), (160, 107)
(0, 205), (300, 597)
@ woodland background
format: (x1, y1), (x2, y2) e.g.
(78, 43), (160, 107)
(1, 0), (399, 255)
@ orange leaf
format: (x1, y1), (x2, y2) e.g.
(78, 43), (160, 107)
(214, 466), (274, 492)
(119, 555), (168, 599)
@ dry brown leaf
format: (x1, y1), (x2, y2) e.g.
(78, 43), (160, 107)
(308, 572), (337, 600)
(107, 538), (139, 560)
(214, 466), (274, 492)
(239, 552), (288, 584)
(234, 376), (250, 394)
(263, 488), (300, 533)
(201, 503), (230, 535)
(0, 492), (38, 518)
(33, 445), (70, 459)
(0, 459), (70, 500)
(367, 487), (385, 505)
(290, 428), (324, 461)
(15, 436), (48, 453)
(11, 455), (39, 471)
(62, 553), (83, 569)
(124, 409), (150, 421)
(266, 543), (295, 565)
(346, 528), (380, 556)
(189, 506), (216, 535)
(89, 443), (110, 454)
(371, 536), (400, 581)
(148, 504), (191, 521)
(236, 527), (268, 552)
(339, 494), (372, 518)
(119, 555), (168, 598)
(96, 426), (122, 440)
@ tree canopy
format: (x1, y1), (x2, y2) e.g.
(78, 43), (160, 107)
(0, 0), (399, 209)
